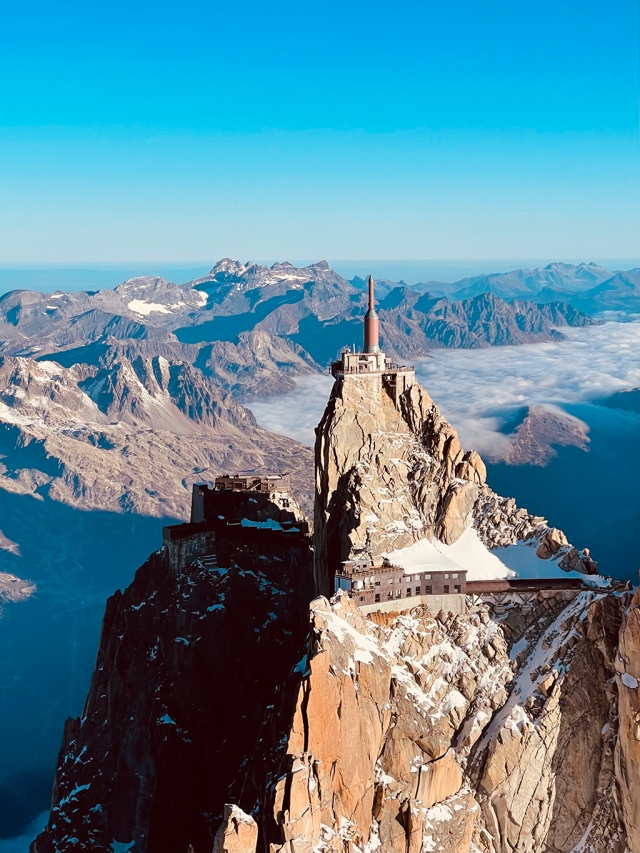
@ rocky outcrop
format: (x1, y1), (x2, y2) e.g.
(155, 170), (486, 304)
(212, 805), (258, 853)
(32, 494), (315, 853)
(35, 571), (637, 853)
(314, 373), (546, 594)
(264, 594), (513, 852)
(0, 570), (35, 610)
(256, 590), (632, 853)
(615, 588), (640, 853)
(497, 405), (590, 466)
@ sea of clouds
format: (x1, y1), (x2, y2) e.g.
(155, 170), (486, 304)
(247, 321), (640, 457)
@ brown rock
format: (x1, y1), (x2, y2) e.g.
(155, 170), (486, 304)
(616, 589), (640, 852)
(465, 449), (487, 485)
(536, 527), (568, 559)
(539, 673), (555, 697)
(414, 749), (463, 808)
(378, 798), (407, 851)
(213, 805), (258, 853)
(437, 481), (479, 545)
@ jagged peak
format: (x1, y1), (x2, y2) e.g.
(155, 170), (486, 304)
(208, 257), (252, 276)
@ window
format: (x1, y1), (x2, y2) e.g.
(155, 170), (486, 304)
(452, 573), (458, 579)
(375, 594), (380, 603)
(406, 588), (412, 596)
(388, 578), (394, 584)
(395, 589), (401, 598)
(444, 574), (450, 580)
(425, 586), (432, 594)
(375, 581), (380, 587)
(415, 586), (421, 595)
(387, 590), (393, 599)
(360, 595), (365, 602)
(454, 585), (461, 593)
(444, 584), (449, 593)
(423, 574), (431, 580)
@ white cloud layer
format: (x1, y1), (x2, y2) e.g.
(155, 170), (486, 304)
(247, 375), (334, 446)
(415, 321), (640, 456)
(247, 321), (640, 455)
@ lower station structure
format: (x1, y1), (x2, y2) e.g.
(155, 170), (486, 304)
(335, 558), (467, 614)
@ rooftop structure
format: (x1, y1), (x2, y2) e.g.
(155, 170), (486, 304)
(213, 472), (292, 494)
(162, 474), (309, 573)
(330, 275), (415, 403)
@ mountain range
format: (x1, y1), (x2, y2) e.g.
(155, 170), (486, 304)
(0, 259), (617, 400)
(409, 261), (640, 311)
(0, 257), (636, 845)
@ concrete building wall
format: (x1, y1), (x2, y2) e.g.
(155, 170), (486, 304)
(360, 593), (467, 616)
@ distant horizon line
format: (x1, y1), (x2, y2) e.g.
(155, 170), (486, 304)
(0, 257), (638, 268)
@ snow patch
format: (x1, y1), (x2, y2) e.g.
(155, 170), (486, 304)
(383, 528), (515, 581)
(240, 518), (283, 530)
(127, 299), (171, 316)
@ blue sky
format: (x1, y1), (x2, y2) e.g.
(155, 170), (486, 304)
(0, 0), (637, 261)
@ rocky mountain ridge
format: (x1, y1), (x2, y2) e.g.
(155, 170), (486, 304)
(32, 367), (638, 853)
(0, 260), (601, 399)
(0, 354), (313, 518)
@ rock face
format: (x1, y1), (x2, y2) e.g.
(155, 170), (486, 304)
(264, 594), (511, 852)
(314, 372), (544, 595)
(261, 591), (631, 853)
(32, 492), (315, 853)
(212, 805), (258, 853)
(616, 588), (640, 853)
(32, 361), (640, 853)
(0, 354), (314, 517)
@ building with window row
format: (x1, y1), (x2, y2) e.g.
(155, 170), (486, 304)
(334, 557), (467, 608)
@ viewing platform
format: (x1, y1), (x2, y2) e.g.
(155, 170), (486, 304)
(329, 357), (415, 378)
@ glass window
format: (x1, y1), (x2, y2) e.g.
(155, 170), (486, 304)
(360, 595), (365, 601)
(452, 573), (458, 579)
(375, 581), (380, 587)
(454, 585), (461, 593)
(444, 574), (450, 579)
(406, 588), (411, 596)
(395, 589), (401, 598)
(387, 591), (393, 599)
(423, 574), (431, 580)
(415, 586), (421, 595)
(444, 584), (449, 593)
(375, 594), (380, 602)
(425, 586), (432, 594)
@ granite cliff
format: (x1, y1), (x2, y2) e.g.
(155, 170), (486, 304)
(0, 260), (600, 400)
(33, 371), (638, 853)
(314, 372), (550, 596)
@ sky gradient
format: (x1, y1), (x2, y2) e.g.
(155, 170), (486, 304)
(0, 0), (637, 261)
